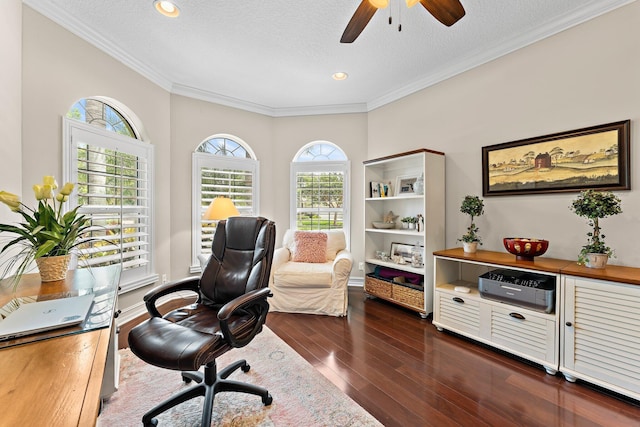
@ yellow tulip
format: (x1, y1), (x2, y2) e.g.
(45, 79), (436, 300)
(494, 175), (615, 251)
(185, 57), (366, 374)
(43, 176), (58, 190)
(55, 193), (69, 203)
(33, 184), (45, 200)
(0, 191), (21, 212)
(42, 184), (53, 199)
(59, 182), (74, 196)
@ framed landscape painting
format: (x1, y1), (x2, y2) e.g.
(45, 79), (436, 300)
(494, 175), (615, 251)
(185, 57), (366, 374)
(482, 120), (630, 196)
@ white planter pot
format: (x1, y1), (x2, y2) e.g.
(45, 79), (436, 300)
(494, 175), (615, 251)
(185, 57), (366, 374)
(586, 253), (608, 269)
(463, 242), (478, 253)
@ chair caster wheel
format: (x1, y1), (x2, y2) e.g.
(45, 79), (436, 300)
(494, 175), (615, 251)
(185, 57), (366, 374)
(241, 363), (251, 373)
(143, 418), (158, 426)
(263, 393), (273, 406)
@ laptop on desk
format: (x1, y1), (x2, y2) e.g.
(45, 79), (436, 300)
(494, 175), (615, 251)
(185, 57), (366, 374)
(0, 294), (94, 341)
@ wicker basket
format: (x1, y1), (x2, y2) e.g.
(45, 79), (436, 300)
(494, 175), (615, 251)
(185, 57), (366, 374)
(392, 284), (423, 310)
(365, 275), (392, 298)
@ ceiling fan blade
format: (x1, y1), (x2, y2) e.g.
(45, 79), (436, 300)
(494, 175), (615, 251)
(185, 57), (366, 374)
(341, 0), (379, 43)
(418, 0), (466, 27)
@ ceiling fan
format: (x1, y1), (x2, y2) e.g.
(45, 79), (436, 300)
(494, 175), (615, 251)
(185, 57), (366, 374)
(340, 0), (466, 43)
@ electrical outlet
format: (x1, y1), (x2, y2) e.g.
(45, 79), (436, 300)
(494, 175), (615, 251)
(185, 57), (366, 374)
(358, 262), (364, 271)
(162, 274), (167, 283)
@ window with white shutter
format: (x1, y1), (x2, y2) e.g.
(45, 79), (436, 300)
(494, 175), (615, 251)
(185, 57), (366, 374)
(191, 135), (258, 272)
(63, 99), (155, 292)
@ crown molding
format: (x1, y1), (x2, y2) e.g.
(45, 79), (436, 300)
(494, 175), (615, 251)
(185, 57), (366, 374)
(172, 84), (368, 117)
(24, 0), (636, 117)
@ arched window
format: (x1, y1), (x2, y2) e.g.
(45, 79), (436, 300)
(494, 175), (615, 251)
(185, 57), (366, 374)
(291, 141), (350, 240)
(63, 98), (156, 292)
(192, 134), (259, 271)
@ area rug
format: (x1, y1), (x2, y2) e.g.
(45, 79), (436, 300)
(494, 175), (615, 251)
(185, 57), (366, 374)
(98, 326), (382, 426)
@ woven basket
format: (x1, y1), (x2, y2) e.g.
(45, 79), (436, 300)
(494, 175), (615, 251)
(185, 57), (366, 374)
(392, 284), (423, 310)
(36, 255), (71, 282)
(364, 275), (392, 298)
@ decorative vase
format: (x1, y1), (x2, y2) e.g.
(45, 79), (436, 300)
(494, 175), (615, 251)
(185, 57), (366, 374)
(463, 242), (478, 254)
(36, 255), (71, 282)
(585, 253), (608, 269)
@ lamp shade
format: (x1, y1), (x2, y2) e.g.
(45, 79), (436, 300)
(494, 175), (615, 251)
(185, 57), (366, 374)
(203, 197), (239, 220)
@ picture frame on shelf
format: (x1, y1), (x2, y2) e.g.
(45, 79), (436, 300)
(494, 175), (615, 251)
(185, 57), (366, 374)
(390, 242), (424, 264)
(482, 120), (630, 196)
(395, 175), (418, 196)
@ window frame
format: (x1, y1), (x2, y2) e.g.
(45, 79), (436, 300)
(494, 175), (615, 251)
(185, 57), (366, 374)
(62, 118), (157, 293)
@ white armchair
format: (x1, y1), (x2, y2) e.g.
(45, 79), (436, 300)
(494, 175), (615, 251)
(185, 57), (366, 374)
(268, 229), (353, 317)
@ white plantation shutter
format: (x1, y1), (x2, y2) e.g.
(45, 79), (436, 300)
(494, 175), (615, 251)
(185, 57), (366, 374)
(64, 119), (155, 290)
(192, 152), (258, 271)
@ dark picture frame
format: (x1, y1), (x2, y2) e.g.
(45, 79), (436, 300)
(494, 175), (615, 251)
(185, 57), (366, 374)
(482, 120), (630, 196)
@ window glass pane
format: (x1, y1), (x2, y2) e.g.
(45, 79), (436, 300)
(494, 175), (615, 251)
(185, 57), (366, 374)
(295, 171), (344, 231)
(67, 99), (135, 138)
(296, 143), (346, 162)
(197, 137), (250, 158)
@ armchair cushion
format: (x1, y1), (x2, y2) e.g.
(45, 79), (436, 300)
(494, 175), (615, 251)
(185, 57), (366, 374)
(291, 231), (327, 263)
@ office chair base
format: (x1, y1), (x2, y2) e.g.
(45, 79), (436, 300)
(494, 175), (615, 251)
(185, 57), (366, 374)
(141, 359), (272, 427)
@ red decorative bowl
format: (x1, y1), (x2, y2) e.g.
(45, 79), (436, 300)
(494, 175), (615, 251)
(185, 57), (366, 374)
(503, 238), (549, 261)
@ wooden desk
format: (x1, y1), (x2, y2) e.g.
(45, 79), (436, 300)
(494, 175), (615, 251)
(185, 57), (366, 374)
(0, 266), (120, 427)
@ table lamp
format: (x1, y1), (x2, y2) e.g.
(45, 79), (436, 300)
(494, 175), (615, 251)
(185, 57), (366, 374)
(203, 196), (239, 220)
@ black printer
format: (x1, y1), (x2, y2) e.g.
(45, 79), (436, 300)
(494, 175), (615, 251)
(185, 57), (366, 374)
(478, 268), (555, 313)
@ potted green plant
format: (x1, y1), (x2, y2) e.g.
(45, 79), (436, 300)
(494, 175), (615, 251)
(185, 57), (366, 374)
(457, 195), (484, 253)
(0, 176), (93, 288)
(400, 216), (414, 229)
(570, 189), (622, 268)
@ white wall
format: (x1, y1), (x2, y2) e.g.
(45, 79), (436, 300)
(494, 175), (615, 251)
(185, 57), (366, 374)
(368, 1), (640, 267)
(21, 7), (172, 309)
(169, 94), (274, 277)
(0, 0), (22, 222)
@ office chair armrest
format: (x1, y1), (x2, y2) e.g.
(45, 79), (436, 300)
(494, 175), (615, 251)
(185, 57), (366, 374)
(143, 276), (200, 317)
(218, 287), (272, 348)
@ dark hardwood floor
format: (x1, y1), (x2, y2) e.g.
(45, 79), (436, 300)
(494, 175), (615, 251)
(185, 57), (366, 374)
(266, 287), (640, 427)
(120, 287), (640, 426)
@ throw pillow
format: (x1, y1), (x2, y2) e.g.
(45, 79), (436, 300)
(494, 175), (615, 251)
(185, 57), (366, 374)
(292, 231), (328, 263)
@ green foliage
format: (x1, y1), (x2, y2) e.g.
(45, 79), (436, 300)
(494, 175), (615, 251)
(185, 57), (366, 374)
(458, 195), (484, 244)
(0, 178), (94, 289)
(570, 190), (622, 264)
(401, 216), (417, 223)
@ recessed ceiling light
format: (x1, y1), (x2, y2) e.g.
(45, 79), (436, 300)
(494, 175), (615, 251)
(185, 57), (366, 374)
(332, 72), (348, 81)
(154, 0), (180, 18)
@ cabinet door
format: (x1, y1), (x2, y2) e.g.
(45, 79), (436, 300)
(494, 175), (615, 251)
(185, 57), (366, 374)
(434, 290), (481, 336)
(490, 305), (557, 366)
(563, 276), (640, 395)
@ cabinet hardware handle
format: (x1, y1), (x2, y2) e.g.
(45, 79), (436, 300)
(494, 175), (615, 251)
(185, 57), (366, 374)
(566, 321), (573, 327)
(509, 312), (525, 320)
(452, 297), (464, 304)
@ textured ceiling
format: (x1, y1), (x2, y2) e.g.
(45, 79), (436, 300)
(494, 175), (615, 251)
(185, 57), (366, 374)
(25, 0), (634, 116)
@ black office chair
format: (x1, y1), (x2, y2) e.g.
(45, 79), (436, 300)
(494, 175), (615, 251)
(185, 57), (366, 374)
(128, 216), (276, 427)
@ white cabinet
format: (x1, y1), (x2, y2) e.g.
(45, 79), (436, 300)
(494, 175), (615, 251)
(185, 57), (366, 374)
(363, 149), (445, 317)
(433, 249), (563, 375)
(561, 268), (640, 401)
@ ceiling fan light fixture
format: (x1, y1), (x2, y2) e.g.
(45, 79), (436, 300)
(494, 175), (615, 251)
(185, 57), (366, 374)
(406, 0), (420, 7)
(368, 0), (389, 9)
(332, 72), (349, 81)
(154, 0), (180, 18)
